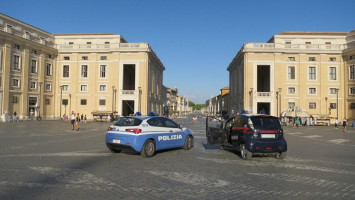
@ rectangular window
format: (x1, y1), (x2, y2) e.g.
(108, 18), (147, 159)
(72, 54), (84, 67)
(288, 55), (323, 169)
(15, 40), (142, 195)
(330, 103), (337, 109)
(288, 102), (295, 111)
(31, 50), (37, 54)
(81, 99), (87, 105)
(12, 79), (20, 87)
(330, 57), (336, 61)
(46, 63), (52, 76)
(288, 87), (295, 94)
(288, 57), (295, 61)
(105, 41), (110, 44)
(82, 56), (88, 60)
(350, 87), (355, 95)
(288, 66), (295, 80)
(309, 103), (316, 109)
(63, 65), (69, 77)
(45, 98), (50, 105)
(101, 56), (107, 60)
(100, 65), (106, 78)
(309, 87), (316, 94)
(13, 55), (20, 71)
(30, 81), (36, 89)
(86, 42), (91, 45)
(13, 44), (20, 49)
(69, 42), (74, 45)
(329, 67), (337, 80)
(64, 56), (70, 60)
(62, 85), (69, 91)
(350, 103), (355, 109)
(350, 55), (355, 60)
(48, 54), (52, 59)
(309, 67), (316, 80)
(309, 57), (316, 61)
(12, 96), (18, 103)
(81, 65), (88, 78)
(30, 59), (37, 74)
(81, 85), (88, 92)
(330, 88), (338, 94)
(99, 85), (107, 91)
(99, 99), (106, 105)
(45, 83), (51, 91)
(350, 65), (355, 80)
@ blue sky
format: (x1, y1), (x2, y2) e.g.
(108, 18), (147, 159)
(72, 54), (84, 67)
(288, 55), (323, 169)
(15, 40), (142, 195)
(1, 0), (354, 103)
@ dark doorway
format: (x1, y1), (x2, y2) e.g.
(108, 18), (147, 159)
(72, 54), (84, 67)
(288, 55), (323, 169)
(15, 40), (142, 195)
(257, 65), (270, 92)
(257, 102), (270, 115)
(123, 64), (135, 90)
(122, 100), (134, 116)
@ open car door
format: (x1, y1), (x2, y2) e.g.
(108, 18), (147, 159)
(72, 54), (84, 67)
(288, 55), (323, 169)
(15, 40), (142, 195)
(206, 116), (226, 145)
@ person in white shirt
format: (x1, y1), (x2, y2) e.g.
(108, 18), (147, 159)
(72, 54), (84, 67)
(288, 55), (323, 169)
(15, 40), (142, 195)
(71, 111), (76, 130)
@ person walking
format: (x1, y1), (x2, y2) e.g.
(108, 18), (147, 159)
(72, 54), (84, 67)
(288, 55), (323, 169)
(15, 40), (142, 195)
(352, 119), (355, 129)
(335, 118), (338, 129)
(84, 115), (87, 124)
(342, 118), (347, 133)
(70, 111), (75, 130)
(296, 118), (300, 128)
(75, 113), (81, 131)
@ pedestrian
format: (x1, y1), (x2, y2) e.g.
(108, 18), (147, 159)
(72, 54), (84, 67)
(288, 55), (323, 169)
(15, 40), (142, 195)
(335, 118), (338, 129)
(76, 113), (80, 131)
(70, 111), (75, 130)
(81, 114), (83, 122)
(84, 115), (87, 124)
(352, 119), (355, 129)
(107, 114), (111, 122)
(342, 118), (347, 133)
(296, 118), (300, 128)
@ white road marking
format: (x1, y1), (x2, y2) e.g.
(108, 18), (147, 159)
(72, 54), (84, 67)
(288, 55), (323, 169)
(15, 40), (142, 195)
(328, 139), (350, 144)
(0, 152), (112, 158)
(304, 135), (322, 138)
(286, 132), (304, 135)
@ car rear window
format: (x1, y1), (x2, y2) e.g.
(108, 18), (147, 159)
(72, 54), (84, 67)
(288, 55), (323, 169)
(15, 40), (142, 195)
(251, 116), (281, 130)
(114, 117), (142, 126)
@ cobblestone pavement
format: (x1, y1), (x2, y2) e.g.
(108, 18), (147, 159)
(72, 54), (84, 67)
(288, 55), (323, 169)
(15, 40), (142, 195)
(0, 116), (354, 200)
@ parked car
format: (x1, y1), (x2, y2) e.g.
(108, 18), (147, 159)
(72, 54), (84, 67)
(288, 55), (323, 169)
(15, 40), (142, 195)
(206, 114), (287, 160)
(106, 116), (193, 158)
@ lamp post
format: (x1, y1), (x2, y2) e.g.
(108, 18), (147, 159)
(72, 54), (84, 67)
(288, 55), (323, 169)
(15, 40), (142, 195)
(38, 82), (42, 119)
(60, 85), (64, 119)
(112, 86), (115, 113)
(69, 94), (71, 114)
(335, 89), (339, 120)
(249, 88), (253, 113)
(325, 97), (328, 115)
(278, 88), (282, 118)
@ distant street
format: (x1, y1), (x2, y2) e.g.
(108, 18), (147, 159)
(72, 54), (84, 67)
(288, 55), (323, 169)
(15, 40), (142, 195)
(0, 116), (354, 200)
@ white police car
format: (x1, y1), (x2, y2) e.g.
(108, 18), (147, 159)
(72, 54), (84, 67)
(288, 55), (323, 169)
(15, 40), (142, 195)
(105, 116), (193, 158)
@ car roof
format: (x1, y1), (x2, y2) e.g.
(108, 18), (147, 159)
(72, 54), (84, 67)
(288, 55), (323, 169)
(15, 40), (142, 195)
(121, 116), (161, 121)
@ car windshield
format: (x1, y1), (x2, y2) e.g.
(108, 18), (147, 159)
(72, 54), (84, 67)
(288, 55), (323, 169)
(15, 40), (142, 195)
(250, 116), (281, 130)
(114, 117), (142, 126)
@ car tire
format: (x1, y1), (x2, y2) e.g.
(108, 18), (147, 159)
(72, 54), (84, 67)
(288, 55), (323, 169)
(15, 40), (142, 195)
(183, 135), (193, 150)
(240, 143), (252, 160)
(141, 139), (156, 158)
(277, 152), (286, 159)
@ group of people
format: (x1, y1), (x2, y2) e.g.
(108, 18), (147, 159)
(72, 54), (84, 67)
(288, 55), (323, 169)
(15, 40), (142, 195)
(65, 111), (87, 131)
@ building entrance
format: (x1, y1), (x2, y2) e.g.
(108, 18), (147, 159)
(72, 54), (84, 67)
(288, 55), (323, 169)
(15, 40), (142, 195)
(257, 102), (270, 115)
(122, 100), (134, 116)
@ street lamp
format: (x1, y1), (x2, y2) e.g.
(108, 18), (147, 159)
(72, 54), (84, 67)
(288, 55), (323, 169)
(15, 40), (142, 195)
(69, 94), (71, 114)
(278, 88), (282, 118)
(335, 89), (339, 120)
(325, 97), (328, 115)
(249, 88), (253, 113)
(60, 85), (64, 119)
(38, 82), (42, 120)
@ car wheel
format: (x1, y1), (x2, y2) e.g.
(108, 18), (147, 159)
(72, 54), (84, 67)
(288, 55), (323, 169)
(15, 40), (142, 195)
(183, 135), (193, 150)
(141, 140), (156, 158)
(108, 148), (121, 153)
(277, 152), (286, 159)
(240, 144), (252, 160)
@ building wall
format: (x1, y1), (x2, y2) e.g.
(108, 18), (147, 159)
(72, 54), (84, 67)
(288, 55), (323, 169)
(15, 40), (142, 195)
(0, 13), (165, 120)
(228, 32), (352, 121)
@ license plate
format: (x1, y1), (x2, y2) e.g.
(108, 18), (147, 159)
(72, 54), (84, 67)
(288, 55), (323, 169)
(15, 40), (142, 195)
(112, 139), (121, 144)
(261, 134), (275, 138)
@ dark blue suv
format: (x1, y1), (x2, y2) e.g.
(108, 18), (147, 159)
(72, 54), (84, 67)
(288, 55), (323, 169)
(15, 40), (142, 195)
(206, 114), (287, 160)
